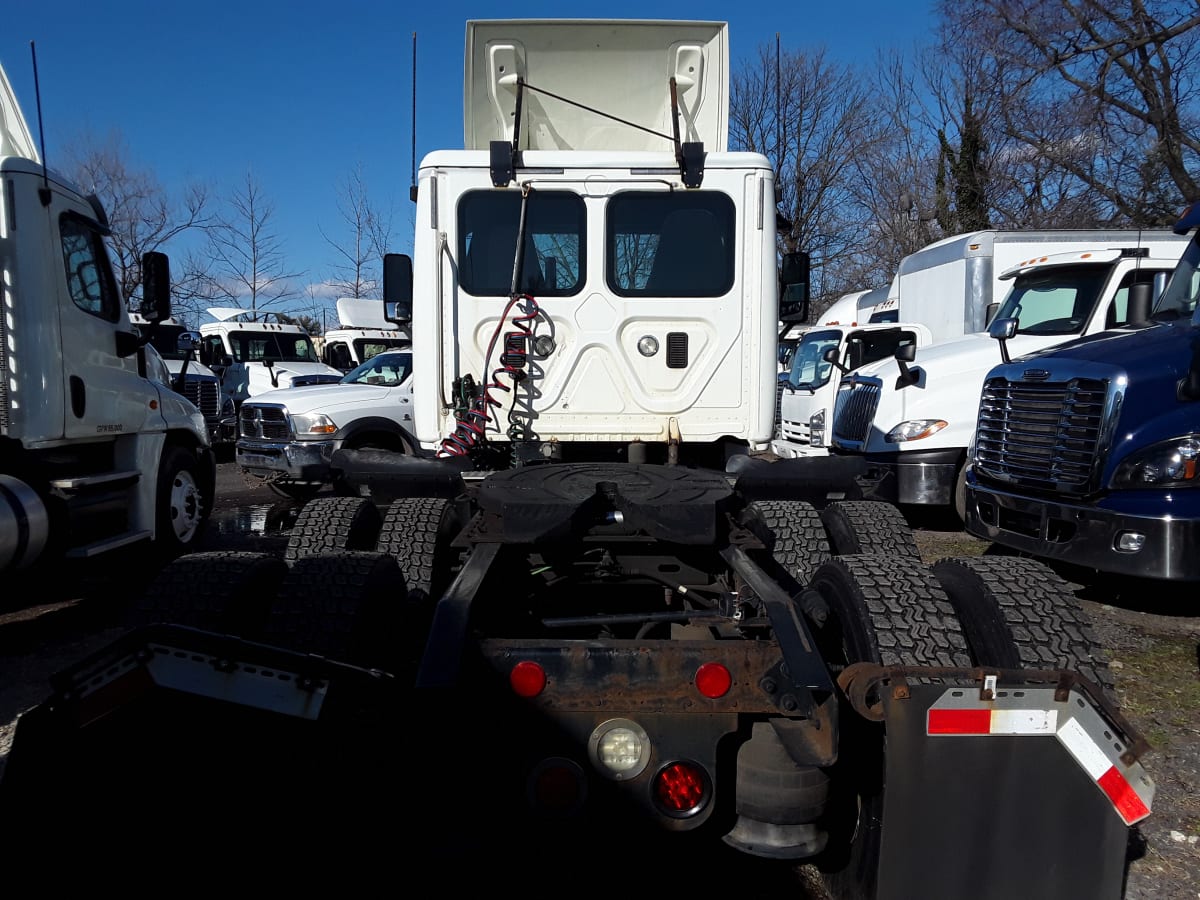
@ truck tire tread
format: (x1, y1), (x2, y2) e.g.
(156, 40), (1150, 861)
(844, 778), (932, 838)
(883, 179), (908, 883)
(930, 555), (1116, 697)
(284, 496), (382, 561)
(743, 499), (830, 585)
(820, 501), (919, 558)
(133, 550), (287, 638)
(266, 550), (406, 669)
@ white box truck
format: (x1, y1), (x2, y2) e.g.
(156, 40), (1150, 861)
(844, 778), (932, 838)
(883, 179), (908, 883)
(318, 297), (411, 371)
(830, 236), (1189, 519)
(773, 287), (924, 458)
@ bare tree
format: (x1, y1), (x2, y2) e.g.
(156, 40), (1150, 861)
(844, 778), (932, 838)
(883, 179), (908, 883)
(320, 163), (395, 300)
(731, 41), (884, 309)
(938, 0), (1200, 224)
(65, 129), (212, 306)
(202, 171), (303, 319)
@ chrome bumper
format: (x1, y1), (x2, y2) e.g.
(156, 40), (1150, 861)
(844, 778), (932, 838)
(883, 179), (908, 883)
(236, 439), (338, 480)
(966, 479), (1200, 581)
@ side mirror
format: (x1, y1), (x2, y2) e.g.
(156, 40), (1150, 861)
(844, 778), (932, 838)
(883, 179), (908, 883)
(139, 251), (172, 323)
(895, 342), (920, 389)
(822, 345), (847, 375)
(988, 316), (1018, 365)
(384, 253), (414, 325)
(176, 331), (201, 354)
(778, 251), (810, 322)
(1127, 281), (1153, 326)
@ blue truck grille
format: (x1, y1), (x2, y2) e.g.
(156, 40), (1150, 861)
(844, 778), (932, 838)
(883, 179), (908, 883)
(832, 379), (880, 446)
(975, 376), (1109, 493)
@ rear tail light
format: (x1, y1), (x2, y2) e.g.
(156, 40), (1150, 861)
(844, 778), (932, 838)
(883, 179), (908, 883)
(528, 757), (587, 816)
(653, 761), (710, 817)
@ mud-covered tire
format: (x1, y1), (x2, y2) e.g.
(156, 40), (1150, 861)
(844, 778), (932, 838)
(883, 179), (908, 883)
(808, 555), (971, 900)
(931, 555), (1116, 698)
(132, 551), (287, 638)
(284, 496), (382, 562)
(265, 550), (406, 670)
(743, 499), (830, 586)
(375, 497), (463, 605)
(820, 500), (919, 558)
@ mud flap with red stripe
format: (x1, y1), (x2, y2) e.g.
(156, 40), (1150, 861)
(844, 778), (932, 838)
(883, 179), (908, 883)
(874, 679), (1153, 900)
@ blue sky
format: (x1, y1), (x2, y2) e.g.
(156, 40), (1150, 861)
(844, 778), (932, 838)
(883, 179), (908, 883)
(2, 1), (936, 312)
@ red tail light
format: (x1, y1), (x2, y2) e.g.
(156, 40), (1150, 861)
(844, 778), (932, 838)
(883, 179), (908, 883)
(510, 660), (547, 697)
(653, 761), (710, 816)
(694, 662), (732, 698)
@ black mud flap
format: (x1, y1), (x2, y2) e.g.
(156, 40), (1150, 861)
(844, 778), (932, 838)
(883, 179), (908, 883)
(873, 678), (1153, 900)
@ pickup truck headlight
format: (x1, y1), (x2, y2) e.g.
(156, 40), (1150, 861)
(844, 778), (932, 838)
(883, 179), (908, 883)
(1111, 436), (1200, 489)
(885, 419), (948, 443)
(289, 412), (338, 436)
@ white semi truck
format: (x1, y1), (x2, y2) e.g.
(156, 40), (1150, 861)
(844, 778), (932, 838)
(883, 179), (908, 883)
(318, 297), (410, 371)
(830, 238), (1188, 520)
(0, 61), (214, 577)
(130, 313), (237, 450)
(0, 25), (1154, 898)
(197, 307), (345, 406)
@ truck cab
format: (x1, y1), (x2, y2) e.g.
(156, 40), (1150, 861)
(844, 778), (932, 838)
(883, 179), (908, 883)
(387, 20), (782, 471)
(198, 309), (344, 407)
(0, 60), (214, 574)
(830, 244), (1187, 519)
(965, 209), (1200, 581)
(130, 313), (237, 449)
(319, 297), (410, 372)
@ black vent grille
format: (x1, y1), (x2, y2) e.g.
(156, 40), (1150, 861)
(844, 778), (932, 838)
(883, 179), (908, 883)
(975, 376), (1109, 493)
(832, 380), (881, 444)
(181, 377), (220, 420)
(666, 332), (688, 368)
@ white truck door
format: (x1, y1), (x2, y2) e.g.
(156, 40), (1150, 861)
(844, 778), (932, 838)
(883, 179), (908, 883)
(56, 209), (159, 440)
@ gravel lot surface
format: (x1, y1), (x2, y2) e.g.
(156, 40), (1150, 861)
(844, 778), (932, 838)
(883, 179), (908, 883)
(0, 464), (1196, 896)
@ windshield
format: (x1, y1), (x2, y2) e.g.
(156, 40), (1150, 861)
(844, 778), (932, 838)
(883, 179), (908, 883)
(1154, 236), (1200, 323)
(354, 338), (409, 362)
(228, 330), (319, 363)
(138, 324), (190, 361)
(788, 329), (842, 389)
(341, 351), (413, 386)
(993, 265), (1110, 336)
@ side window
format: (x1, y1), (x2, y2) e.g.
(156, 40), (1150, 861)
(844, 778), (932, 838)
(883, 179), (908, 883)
(458, 190), (585, 297)
(607, 192), (735, 297)
(59, 215), (121, 320)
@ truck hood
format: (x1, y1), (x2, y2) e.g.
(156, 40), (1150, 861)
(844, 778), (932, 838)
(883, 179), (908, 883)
(1009, 319), (1193, 371)
(246, 362), (343, 392)
(855, 331), (1077, 382)
(245, 382), (403, 415)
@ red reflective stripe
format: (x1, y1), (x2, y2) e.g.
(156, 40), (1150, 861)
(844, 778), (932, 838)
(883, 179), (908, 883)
(1097, 766), (1151, 825)
(928, 708), (991, 734)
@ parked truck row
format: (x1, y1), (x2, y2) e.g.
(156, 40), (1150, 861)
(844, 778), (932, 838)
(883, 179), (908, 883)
(0, 22), (1156, 899)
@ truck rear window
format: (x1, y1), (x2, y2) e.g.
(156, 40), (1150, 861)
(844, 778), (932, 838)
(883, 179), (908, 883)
(458, 190), (584, 297)
(607, 192), (735, 297)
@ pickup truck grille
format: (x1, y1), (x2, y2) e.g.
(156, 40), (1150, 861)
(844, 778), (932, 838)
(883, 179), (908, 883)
(240, 405), (291, 441)
(181, 376), (220, 421)
(832, 378), (880, 445)
(975, 376), (1108, 493)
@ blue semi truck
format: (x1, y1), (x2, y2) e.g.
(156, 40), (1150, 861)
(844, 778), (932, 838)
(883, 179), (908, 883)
(964, 203), (1200, 582)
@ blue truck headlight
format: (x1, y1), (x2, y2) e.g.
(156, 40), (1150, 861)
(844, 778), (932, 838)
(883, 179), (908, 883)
(885, 419), (948, 443)
(1111, 436), (1200, 488)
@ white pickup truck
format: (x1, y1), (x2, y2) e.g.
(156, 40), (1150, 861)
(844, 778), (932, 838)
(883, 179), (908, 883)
(235, 348), (415, 499)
